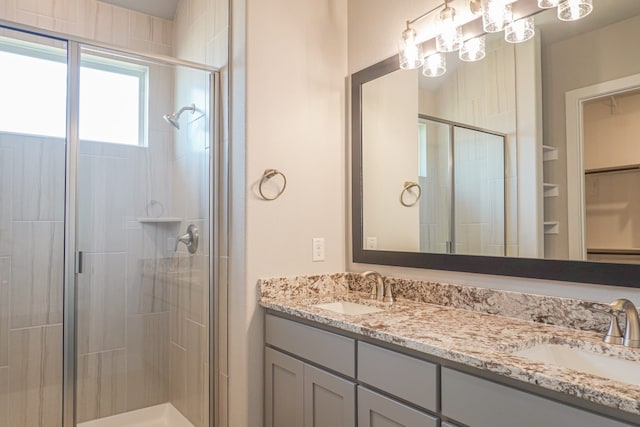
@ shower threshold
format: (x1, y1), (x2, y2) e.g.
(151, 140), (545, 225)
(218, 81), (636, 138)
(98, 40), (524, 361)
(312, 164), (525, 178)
(77, 403), (194, 427)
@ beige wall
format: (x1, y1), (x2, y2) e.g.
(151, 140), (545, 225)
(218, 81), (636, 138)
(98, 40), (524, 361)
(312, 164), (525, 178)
(229, 0), (348, 426)
(347, 0), (640, 308)
(362, 68), (420, 252)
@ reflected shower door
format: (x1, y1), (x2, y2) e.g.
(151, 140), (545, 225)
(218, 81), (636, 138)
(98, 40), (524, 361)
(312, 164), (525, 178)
(75, 46), (213, 427)
(418, 117), (452, 254)
(0, 28), (67, 427)
(453, 126), (505, 256)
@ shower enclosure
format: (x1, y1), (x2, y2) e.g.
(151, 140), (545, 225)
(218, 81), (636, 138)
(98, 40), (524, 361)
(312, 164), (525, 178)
(417, 115), (506, 256)
(0, 26), (218, 427)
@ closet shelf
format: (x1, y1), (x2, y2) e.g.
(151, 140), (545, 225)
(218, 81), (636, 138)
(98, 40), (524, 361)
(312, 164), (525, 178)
(544, 221), (559, 235)
(543, 183), (559, 198)
(542, 145), (558, 161)
(584, 164), (640, 175)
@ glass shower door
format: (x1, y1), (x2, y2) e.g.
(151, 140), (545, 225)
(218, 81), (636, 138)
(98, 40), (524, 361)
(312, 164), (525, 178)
(75, 45), (212, 427)
(0, 28), (67, 427)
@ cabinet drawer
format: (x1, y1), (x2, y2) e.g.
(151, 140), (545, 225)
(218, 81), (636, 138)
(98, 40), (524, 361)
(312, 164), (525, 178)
(357, 341), (437, 411)
(358, 387), (438, 427)
(441, 368), (635, 427)
(266, 314), (355, 376)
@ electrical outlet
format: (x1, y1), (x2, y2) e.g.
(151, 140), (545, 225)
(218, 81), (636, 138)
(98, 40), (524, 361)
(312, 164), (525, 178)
(312, 237), (325, 262)
(366, 237), (378, 249)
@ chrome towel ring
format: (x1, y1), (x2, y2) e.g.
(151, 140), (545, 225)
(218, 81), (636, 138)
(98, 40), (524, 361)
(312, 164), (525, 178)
(259, 169), (287, 200)
(400, 181), (421, 207)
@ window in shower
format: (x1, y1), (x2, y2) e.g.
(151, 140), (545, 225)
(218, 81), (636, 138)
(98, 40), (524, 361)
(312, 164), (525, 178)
(79, 55), (148, 146)
(0, 35), (67, 138)
(0, 37), (148, 146)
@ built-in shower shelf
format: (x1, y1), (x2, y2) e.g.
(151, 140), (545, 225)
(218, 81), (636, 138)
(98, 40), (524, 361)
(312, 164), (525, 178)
(138, 217), (183, 223)
(543, 145), (558, 161)
(544, 221), (560, 235)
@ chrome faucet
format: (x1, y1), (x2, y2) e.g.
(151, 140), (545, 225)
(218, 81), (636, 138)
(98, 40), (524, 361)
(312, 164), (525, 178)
(362, 271), (394, 303)
(609, 298), (640, 348)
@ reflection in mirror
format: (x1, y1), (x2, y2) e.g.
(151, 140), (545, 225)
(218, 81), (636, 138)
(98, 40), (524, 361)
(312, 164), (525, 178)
(355, 1), (640, 268)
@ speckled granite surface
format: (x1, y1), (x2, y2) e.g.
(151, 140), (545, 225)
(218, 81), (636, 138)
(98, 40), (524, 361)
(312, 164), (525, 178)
(259, 273), (640, 418)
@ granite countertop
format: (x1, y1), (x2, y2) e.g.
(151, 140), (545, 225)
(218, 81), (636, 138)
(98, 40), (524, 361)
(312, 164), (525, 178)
(259, 274), (640, 418)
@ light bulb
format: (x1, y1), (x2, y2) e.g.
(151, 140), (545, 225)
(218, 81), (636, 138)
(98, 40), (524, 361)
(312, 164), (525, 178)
(436, 5), (462, 52)
(505, 17), (535, 43)
(399, 27), (424, 70)
(459, 36), (486, 62)
(481, 0), (513, 33)
(558, 0), (593, 21)
(422, 53), (446, 77)
(538, 0), (559, 8)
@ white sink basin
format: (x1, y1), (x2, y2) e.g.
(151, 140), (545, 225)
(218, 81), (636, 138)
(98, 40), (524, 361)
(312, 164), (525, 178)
(513, 343), (640, 386)
(312, 301), (383, 316)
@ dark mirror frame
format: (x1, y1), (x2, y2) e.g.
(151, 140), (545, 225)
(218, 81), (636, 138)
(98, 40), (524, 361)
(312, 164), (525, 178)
(351, 55), (640, 289)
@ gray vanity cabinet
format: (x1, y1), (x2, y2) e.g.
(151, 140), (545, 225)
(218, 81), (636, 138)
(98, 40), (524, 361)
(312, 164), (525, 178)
(358, 387), (438, 427)
(265, 347), (304, 427)
(304, 364), (356, 427)
(441, 368), (636, 427)
(265, 347), (356, 427)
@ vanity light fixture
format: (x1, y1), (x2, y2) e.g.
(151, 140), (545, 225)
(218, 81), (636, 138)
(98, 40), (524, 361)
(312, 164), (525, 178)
(505, 16), (535, 43)
(459, 35), (486, 61)
(557, 0), (593, 21)
(537, 0), (559, 8)
(423, 52), (446, 77)
(481, 0), (513, 33)
(399, 26), (424, 70)
(436, 0), (463, 53)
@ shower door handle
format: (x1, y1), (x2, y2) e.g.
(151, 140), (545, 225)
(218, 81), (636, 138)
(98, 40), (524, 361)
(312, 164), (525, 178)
(175, 224), (199, 254)
(75, 251), (84, 274)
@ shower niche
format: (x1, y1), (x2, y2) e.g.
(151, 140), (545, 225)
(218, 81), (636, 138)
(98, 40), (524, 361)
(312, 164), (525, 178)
(0, 27), (217, 427)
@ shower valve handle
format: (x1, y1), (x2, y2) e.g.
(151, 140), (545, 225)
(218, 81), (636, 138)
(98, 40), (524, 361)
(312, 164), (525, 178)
(175, 224), (199, 254)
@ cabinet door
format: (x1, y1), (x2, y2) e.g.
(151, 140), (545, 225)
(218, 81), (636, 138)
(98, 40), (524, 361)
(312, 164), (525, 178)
(303, 364), (356, 427)
(265, 347), (304, 427)
(358, 387), (438, 427)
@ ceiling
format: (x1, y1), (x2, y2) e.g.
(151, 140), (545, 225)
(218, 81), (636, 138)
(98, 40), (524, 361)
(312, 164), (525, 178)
(98, 0), (180, 20)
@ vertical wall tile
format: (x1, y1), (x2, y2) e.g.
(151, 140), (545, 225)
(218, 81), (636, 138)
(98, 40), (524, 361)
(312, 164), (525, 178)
(170, 342), (187, 415)
(185, 319), (207, 427)
(8, 325), (63, 427)
(0, 366), (7, 426)
(128, 256), (170, 315)
(77, 349), (127, 423)
(78, 154), (132, 253)
(0, 148), (12, 256)
(126, 312), (169, 411)
(0, 258), (9, 367)
(13, 137), (65, 221)
(77, 253), (126, 354)
(11, 221), (64, 329)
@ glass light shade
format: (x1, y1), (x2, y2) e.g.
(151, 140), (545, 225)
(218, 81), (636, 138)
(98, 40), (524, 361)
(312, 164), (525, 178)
(422, 53), (446, 77)
(505, 17), (535, 43)
(557, 0), (593, 21)
(459, 36), (486, 61)
(481, 0), (512, 33)
(436, 6), (462, 52)
(399, 27), (424, 70)
(538, 0), (559, 8)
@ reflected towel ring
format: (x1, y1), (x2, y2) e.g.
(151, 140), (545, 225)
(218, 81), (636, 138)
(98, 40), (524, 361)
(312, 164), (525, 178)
(259, 169), (287, 201)
(400, 181), (421, 207)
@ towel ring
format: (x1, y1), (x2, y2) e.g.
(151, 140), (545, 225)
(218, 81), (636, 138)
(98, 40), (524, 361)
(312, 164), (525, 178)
(400, 181), (421, 207)
(259, 169), (287, 201)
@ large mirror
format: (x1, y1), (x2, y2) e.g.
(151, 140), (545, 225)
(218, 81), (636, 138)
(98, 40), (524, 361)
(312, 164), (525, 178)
(352, 0), (640, 287)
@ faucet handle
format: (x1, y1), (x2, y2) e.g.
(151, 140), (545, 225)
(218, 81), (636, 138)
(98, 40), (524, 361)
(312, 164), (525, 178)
(587, 305), (624, 345)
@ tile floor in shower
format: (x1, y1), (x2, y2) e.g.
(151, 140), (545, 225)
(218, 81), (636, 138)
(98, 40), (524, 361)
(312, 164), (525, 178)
(77, 403), (193, 427)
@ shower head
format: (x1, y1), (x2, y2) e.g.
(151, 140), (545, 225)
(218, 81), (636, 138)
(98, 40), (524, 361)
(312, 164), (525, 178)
(163, 104), (196, 129)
